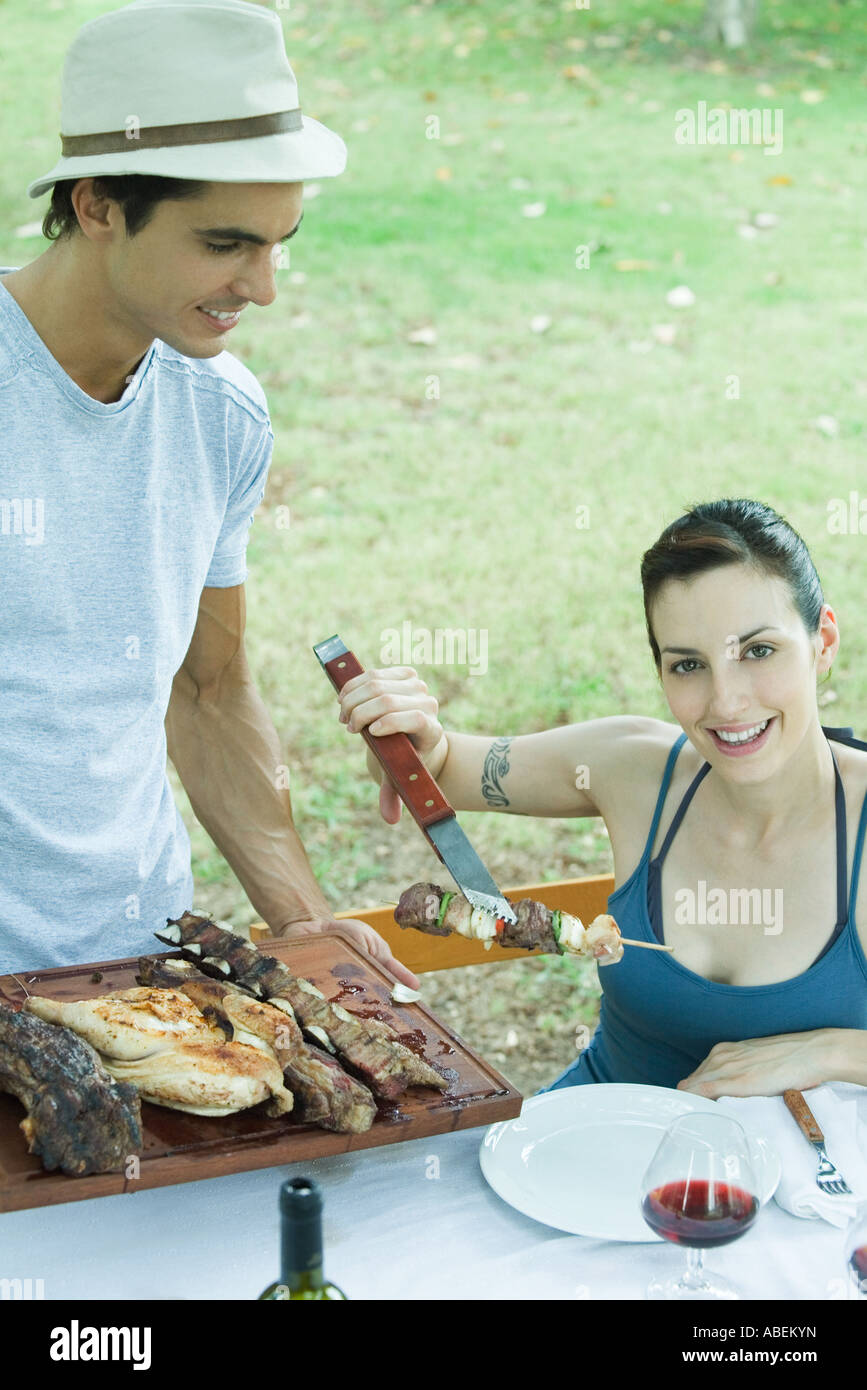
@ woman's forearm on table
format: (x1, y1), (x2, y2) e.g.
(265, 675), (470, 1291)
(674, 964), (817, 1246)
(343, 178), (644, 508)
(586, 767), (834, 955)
(165, 665), (333, 931)
(828, 1027), (867, 1084)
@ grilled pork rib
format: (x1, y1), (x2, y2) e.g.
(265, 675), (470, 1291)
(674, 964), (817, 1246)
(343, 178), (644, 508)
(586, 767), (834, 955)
(154, 914), (450, 1100)
(0, 1000), (142, 1175)
(137, 957), (377, 1133)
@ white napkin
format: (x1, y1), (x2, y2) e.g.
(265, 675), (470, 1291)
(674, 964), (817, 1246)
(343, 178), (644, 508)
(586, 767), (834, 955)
(716, 1083), (867, 1227)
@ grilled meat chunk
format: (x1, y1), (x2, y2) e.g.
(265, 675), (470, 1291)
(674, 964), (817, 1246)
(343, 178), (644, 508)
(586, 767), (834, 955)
(0, 1000), (142, 1175)
(24, 989), (293, 1118)
(503, 897), (559, 954)
(155, 914), (450, 1099)
(394, 883), (451, 935)
(138, 957), (376, 1133)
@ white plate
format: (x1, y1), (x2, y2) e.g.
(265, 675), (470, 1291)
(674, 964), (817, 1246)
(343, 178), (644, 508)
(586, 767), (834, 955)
(479, 1084), (782, 1242)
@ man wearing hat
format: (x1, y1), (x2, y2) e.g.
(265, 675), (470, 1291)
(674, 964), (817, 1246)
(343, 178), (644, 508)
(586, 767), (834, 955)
(0, 0), (421, 986)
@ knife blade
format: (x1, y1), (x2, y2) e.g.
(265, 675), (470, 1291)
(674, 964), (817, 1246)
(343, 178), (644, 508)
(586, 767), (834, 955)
(313, 635), (517, 925)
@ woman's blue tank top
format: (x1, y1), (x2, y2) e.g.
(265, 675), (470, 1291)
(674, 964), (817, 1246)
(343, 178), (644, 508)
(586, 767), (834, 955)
(543, 726), (867, 1091)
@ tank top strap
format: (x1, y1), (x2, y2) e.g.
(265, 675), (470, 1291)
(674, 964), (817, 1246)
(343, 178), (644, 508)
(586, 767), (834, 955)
(822, 726), (867, 926)
(652, 758), (712, 867)
(640, 732), (690, 864)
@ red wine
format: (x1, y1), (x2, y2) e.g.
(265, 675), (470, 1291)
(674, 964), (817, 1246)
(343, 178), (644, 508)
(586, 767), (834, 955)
(643, 1179), (758, 1247)
(849, 1245), (867, 1294)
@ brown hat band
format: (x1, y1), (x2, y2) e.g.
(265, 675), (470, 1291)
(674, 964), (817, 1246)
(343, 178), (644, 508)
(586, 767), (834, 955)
(60, 108), (303, 157)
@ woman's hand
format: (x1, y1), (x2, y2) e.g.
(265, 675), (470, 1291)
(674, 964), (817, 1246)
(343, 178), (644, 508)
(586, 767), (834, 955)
(676, 1029), (842, 1099)
(337, 666), (447, 823)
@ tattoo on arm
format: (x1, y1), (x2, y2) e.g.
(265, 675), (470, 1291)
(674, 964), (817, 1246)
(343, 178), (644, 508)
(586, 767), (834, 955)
(482, 737), (513, 808)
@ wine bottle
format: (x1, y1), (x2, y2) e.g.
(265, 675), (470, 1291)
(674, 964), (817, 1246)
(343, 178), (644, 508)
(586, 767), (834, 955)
(258, 1176), (347, 1301)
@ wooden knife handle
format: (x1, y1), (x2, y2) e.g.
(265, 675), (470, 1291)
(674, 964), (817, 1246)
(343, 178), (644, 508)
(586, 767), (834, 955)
(319, 646), (454, 832)
(783, 1089), (824, 1144)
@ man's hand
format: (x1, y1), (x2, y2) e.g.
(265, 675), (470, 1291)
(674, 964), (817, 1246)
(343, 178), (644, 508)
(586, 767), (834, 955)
(677, 1029), (841, 1099)
(265, 916), (421, 991)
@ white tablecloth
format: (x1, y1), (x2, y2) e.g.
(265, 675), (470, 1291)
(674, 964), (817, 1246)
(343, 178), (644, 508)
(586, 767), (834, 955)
(3, 1088), (866, 1301)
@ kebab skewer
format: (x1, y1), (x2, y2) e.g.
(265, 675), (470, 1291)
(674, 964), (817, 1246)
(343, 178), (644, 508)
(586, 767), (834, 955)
(395, 883), (672, 960)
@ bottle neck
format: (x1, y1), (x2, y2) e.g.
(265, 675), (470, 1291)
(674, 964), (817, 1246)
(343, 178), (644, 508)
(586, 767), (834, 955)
(280, 1208), (325, 1291)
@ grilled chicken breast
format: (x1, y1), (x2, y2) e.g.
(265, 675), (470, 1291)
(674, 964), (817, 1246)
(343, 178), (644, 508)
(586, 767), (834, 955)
(24, 988), (293, 1118)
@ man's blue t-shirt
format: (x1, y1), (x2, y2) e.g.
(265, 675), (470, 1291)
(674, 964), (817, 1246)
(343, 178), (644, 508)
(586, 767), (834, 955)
(0, 270), (274, 972)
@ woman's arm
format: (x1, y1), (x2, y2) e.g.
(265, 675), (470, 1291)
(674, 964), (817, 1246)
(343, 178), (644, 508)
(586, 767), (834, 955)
(677, 1028), (867, 1098)
(337, 665), (662, 822)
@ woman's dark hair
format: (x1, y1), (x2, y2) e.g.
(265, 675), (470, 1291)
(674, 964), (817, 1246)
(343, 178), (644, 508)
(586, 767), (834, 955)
(42, 175), (210, 242)
(640, 498), (825, 671)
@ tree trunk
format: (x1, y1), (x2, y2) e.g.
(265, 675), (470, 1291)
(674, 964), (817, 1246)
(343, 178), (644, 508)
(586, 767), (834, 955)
(703, 0), (758, 49)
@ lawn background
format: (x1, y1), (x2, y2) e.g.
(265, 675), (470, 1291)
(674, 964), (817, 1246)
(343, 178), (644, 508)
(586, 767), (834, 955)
(2, 0), (866, 1089)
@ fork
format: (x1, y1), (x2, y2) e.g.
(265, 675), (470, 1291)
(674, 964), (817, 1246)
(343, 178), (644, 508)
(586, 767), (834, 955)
(783, 1089), (852, 1195)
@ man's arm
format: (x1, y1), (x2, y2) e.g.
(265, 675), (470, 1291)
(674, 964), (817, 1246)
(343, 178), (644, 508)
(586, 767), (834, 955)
(165, 583), (334, 932)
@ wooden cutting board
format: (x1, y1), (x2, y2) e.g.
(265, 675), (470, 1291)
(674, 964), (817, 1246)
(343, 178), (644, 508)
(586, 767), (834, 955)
(0, 930), (522, 1214)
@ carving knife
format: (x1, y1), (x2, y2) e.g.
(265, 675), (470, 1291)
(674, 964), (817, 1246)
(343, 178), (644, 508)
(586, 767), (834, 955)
(313, 635), (517, 926)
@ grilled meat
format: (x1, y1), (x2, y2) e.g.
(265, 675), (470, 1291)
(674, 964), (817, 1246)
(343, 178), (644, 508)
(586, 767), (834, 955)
(24, 988), (293, 1118)
(155, 914), (450, 1100)
(395, 882), (623, 960)
(138, 957), (376, 1133)
(0, 999), (142, 1176)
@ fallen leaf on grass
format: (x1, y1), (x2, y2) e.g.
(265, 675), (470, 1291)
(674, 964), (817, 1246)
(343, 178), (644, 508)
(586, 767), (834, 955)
(435, 167), (453, 181)
(530, 315), (552, 334)
(813, 415), (839, 437)
(666, 285), (695, 308)
(522, 201), (547, 218)
(407, 326), (437, 346)
(800, 89), (826, 104)
(652, 323), (677, 345)
(767, 174), (793, 186)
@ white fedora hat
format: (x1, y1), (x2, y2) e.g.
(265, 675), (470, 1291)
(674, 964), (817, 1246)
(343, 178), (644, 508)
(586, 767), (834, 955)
(26, 0), (347, 200)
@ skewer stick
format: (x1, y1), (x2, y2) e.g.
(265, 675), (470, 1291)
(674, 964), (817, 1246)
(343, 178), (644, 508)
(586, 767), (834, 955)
(620, 937), (675, 953)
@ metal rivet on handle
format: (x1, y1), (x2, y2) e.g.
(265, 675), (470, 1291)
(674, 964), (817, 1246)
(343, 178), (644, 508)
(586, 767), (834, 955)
(409, 773), (418, 781)
(425, 799), (434, 807)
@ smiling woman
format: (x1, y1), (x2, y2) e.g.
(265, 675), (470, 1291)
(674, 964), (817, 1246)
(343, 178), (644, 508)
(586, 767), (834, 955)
(335, 497), (867, 1097)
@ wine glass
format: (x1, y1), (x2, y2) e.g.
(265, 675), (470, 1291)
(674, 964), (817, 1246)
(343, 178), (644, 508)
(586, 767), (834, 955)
(640, 1112), (760, 1300)
(844, 1208), (867, 1299)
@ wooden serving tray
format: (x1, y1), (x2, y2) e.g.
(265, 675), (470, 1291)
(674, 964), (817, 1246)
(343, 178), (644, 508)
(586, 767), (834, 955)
(0, 930), (522, 1214)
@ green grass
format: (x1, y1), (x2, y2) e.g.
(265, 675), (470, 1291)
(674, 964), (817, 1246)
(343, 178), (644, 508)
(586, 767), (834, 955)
(3, 0), (867, 949)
